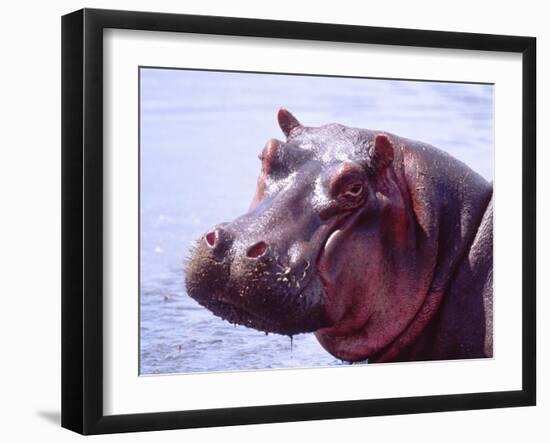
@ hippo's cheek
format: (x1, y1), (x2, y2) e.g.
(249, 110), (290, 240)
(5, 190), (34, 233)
(316, 213), (378, 327)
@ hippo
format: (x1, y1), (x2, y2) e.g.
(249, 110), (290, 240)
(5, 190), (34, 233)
(185, 109), (493, 363)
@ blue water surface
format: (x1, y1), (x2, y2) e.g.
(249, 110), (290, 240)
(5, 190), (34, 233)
(139, 68), (494, 375)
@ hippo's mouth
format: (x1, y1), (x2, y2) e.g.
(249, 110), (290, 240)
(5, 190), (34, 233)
(198, 296), (298, 334)
(195, 273), (326, 335)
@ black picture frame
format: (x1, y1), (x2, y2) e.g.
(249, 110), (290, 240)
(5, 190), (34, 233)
(61, 8), (536, 435)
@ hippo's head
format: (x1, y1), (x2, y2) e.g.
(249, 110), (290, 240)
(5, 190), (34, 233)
(185, 108), (495, 363)
(185, 109), (432, 361)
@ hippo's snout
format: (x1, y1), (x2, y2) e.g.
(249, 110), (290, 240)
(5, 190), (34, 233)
(185, 220), (330, 335)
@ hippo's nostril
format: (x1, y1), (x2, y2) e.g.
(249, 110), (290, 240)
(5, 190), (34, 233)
(247, 241), (267, 258)
(205, 230), (218, 248)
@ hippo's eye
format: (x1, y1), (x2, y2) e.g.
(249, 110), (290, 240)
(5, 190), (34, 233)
(347, 183), (363, 196)
(329, 162), (366, 202)
(341, 182), (364, 199)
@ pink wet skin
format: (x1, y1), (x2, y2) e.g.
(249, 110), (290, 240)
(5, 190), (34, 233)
(185, 108), (493, 363)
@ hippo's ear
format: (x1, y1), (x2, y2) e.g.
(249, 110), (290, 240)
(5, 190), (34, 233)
(277, 108), (302, 138)
(370, 134), (395, 172)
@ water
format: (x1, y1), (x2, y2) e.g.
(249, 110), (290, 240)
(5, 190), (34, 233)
(139, 68), (494, 375)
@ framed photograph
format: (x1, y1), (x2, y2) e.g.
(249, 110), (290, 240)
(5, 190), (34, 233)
(61, 8), (536, 435)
